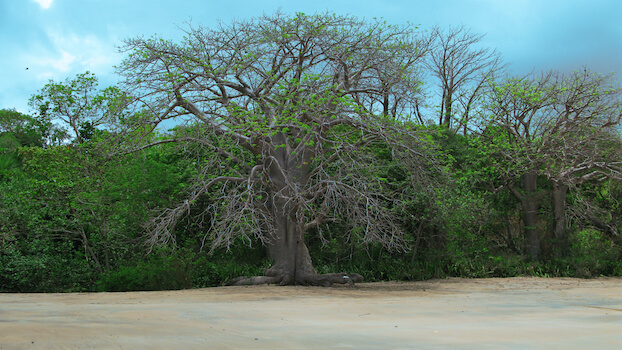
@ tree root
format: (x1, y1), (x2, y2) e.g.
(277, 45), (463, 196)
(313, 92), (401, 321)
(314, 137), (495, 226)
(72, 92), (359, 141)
(225, 275), (283, 286)
(225, 273), (363, 287)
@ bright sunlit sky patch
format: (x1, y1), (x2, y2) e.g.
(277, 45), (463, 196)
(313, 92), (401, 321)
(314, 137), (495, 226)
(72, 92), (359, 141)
(1, 0), (621, 114)
(33, 0), (53, 9)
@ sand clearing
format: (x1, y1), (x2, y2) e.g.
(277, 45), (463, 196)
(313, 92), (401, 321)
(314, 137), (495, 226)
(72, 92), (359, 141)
(1, 277), (620, 349)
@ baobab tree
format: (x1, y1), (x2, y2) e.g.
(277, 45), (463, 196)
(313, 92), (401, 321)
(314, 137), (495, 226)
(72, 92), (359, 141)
(484, 70), (622, 259)
(116, 12), (432, 286)
(540, 70), (622, 253)
(484, 72), (556, 260)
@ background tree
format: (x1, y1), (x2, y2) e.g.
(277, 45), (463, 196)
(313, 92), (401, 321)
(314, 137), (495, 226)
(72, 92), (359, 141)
(539, 70), (622, 254)
(0, 109), (31, 135)
(116, 12), (432, 286)
(482, 70), (622, 259)
(350, 31), (431, 122)
(484, 72), (555, 260)
(0, 108), (51, 148)
(426, 25), (505, 130)
(0, 108), (51, 180)
(28, 71), (128, 144)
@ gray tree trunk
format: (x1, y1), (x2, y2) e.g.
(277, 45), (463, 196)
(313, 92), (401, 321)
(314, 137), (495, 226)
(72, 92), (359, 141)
(510, 172), (541, 260)
(551, 181), (569, 256)
(227, 134), (363, 286)
(263, 196), (317, 285)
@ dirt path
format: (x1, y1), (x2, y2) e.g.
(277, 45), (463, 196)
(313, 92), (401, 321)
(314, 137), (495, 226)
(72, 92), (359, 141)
(1, 277), (620, 349)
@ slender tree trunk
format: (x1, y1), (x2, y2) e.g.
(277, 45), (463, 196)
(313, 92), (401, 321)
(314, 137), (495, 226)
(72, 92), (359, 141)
(411, 221), (424, 263)
(382, 93), (390, 117)
(551, 181), (569, 256)
(414, 100), (424, 125)
(443, 88), (453, 127)
(439, 89), (446, 125)
(79, 229), (103, 274)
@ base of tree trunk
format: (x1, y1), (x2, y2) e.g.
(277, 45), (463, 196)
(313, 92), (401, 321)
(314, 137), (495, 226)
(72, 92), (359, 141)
(226, 272), (363, 287)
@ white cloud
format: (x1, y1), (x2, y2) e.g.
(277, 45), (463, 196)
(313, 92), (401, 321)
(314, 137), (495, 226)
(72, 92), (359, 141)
(24, 28), (121, 78)
(33, 0), (53, 9)
(40, 50), (75, 72)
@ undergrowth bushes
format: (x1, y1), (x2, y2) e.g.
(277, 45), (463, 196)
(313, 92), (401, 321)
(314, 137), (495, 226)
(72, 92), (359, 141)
(95, 245), (269, 292)
(0, 238), (96, 292)
(2, 228), (620, 293)
(1, 130), (620, 293)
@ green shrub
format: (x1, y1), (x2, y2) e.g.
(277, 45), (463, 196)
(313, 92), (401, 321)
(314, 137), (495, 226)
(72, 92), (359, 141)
(567, 229), (621, 277)
(96, 243), (269, 291)
(96, 248), (194, 291)
(0, 238), (96, 292)
(191, 254), (268, 288)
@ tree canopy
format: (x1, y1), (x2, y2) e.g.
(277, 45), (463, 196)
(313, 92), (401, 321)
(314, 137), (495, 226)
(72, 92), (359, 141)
(28, 71), (128, 144)
(115, 12), (434, 285)
(2, 12), (622, 292)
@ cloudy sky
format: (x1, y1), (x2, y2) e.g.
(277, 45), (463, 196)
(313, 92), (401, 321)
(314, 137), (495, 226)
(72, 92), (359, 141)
(2, 0), (621, 114)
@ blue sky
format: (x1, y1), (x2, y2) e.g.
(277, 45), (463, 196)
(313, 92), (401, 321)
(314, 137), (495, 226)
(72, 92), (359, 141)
(2, 0), (621, 114)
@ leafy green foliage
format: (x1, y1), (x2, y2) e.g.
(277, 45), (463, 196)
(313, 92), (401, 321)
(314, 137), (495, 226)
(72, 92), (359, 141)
(28, 72), (129, 144)
(2, 19), (622, 291)
(0, 108), (50, 148)
(96, 247), (194, 291)
(0, 237), (96, 292)
(566, 229), (622, 277)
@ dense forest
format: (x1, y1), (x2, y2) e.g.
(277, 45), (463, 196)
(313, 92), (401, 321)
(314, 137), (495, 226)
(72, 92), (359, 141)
(1, 13), (621, 292)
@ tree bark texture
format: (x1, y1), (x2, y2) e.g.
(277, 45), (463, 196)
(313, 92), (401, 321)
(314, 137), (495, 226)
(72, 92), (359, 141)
(227, 201), (363, 286)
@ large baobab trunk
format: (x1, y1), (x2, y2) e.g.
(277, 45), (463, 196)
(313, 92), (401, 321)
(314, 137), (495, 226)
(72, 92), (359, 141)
(510, 172), (541, 260)
(227, 139), (363, 287)
(228, 199), (363, 286)
(263, 197), (318, 285)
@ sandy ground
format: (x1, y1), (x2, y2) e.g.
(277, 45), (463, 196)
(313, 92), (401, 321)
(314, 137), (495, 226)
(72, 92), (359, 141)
(0, 277), (620, 349)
